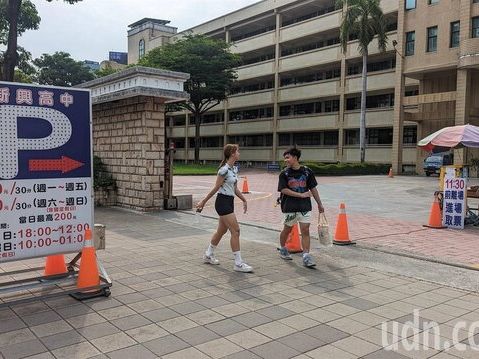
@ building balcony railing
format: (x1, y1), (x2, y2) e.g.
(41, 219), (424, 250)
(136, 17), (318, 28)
(278, 79), (340, 102)
(347, 31), (397, 59)
(277, 146), (338, 162)
(232, 30), (276, 54)
(345, 70), (395, 94)
(228, 89), (274, 108)
(236, 60), (275, 81)
(227, 118), (273, 135)
(343, 108), (394, 128)
(278, 113), (339, 132)
(280, 10), (342, 43)
(169, 122), (225, 138)
(279, 45), (342, 72)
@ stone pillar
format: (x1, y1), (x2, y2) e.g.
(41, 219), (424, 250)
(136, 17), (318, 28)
(81, 66), (189, 211)
(272, 10), (282, 162)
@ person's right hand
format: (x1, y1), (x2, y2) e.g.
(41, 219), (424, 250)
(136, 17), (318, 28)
(196, 200), (205, 212)
(300, 191), (312, 199)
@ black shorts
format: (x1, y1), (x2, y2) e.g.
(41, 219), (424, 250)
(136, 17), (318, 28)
(215, 193), (234, 216)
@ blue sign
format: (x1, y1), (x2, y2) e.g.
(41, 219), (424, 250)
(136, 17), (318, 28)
(0, 83), (91, 181)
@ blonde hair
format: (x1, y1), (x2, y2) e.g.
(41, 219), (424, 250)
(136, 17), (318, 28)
(219, 144), (238, 168)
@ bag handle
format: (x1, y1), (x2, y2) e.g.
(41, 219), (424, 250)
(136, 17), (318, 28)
(318, 212), (328, 225)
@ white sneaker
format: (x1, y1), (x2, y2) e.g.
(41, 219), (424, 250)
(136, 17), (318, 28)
(234, 262), (253, 273)
(203, 254), (220, 265)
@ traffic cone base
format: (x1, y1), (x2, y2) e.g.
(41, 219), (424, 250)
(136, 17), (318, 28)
(285, 223), (302, 253)
(423, 196), (447, 229)
(333, 203), (354, 245)
(74, 229), (101, 298)
(241, 177), (250, 194)
(44, 254), (68, 277)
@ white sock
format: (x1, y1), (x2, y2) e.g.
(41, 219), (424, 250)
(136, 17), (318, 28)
(303, 252), (310, 258)
(233, 251), (243, 265)
(206, 244), (216, 256)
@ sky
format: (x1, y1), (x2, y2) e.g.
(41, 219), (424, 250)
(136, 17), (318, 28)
(18, 0), (260, 62)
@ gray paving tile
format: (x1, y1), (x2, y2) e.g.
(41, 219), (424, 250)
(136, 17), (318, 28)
(250, 340), (300, 359)
(0, 317), (26, 334)
(115, 292), (150, 305)
(22, 311), (62, 326)
(279, 331), (325, 352)
(170, 301), (207, 315)
(76, 322), (120, 340)
(303, 324), (350, 344)
(195, 296), (231, 308)
(256, 305), (296, 320)
(362, 349), (410, 358)
(110, 314), (152, 331)
(56, 304), (93, 318)
(40, 329), (86, 350)
(0, 339), (48, 359)
(222, 350), (262, 359)
(206, 318), (249, 336)
(232, 312), (272, 327)
(89, 332), (137, 353)
(51, 341), (100, 359)
(342, 297), (380, 311)
(176, 325), (221, 346)
(143, 334), (189, 356)
(106, 344), (157, 359)
(141, 307), (180, 322)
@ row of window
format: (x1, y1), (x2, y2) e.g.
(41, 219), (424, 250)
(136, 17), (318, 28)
(406, 17), (479, 55)
(169, 126), (417, 148)
(231, 81), (274, 95)
(282, 3), (338, 27)
(406, 0), (478, 10)
(169, 94), (398, 125)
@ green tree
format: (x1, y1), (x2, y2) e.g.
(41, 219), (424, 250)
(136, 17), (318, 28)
(140, 34), (240, 162)
(0, 0), (40, 81)
(338, 0), (388, 163)
(34, 51), (94, 86)
(1, 0), (80, 82)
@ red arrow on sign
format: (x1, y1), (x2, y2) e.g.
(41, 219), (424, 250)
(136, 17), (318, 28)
(29, 156), (84, 173)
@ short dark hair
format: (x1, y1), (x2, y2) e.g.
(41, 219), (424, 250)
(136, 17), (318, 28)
(283, 146), (301, 160)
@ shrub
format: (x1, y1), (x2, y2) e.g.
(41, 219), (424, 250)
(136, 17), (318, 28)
(93, 156), (116, 190)
(301, 162), (390, 176)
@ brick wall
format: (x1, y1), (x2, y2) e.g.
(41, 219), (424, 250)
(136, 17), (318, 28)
(92, 96), (166, 211)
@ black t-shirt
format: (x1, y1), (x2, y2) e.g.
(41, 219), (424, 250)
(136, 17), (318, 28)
(278, 166), (318, 213)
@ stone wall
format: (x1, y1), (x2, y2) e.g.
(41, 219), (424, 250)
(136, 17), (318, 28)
(92, 96), (166, 211)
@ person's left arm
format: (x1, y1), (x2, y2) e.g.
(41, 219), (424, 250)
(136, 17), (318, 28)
(234, 184), (247, 213)
(307, 170), (324, 213)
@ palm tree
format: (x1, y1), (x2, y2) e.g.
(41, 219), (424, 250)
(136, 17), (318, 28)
(338, 0), (388, 162)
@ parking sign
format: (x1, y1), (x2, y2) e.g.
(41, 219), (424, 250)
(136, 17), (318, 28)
(0, 82), (92, 262)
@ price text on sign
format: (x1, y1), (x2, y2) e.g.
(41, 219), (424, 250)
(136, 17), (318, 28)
(443, 177), (466, 230)
(0, 83), (92, 262)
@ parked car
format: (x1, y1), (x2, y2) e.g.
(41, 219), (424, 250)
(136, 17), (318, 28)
(423, 152), (454, 176)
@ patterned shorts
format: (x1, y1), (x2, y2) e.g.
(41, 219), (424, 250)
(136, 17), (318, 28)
(283, 212), (311, 227)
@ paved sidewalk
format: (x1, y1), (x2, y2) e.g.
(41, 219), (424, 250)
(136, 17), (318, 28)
(1, 208), (479, 358)
(174, 173), (479, 266)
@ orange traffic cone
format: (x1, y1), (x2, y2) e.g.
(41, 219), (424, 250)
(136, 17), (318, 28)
(285, 224), (302, 253)
(333, 203), (355, 245)
(77, 229), (100, 290)
(242, 177), (250, 194)
(44, 255), (67, 276)
(388, 168), (394, 178)
(423, 194), (446, 229)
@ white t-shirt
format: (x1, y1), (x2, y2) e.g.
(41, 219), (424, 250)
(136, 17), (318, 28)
(217, 164), (238, 197)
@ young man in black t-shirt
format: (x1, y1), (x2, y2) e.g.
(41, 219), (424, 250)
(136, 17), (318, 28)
(277, 147), (324, 267)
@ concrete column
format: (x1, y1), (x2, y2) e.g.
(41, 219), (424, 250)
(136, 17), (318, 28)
(272, 10), (281, 162)
(225, 29), (231, 148)
(454, 69), (471, 165)
(391, 0), (406, 174)
(338, 57), (346, 162)
(184, 112), (190, 164)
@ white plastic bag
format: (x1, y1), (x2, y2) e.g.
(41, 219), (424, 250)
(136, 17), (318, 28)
(317, 213), (332, 247)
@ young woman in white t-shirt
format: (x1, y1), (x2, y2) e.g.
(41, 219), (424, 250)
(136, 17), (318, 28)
(196, 144), (253, 273)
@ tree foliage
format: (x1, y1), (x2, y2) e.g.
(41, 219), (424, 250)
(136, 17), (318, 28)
(337, 0), (388, 162)
(1, 0), (81, 81)
(140, 34), (240, 162)
(34, 51), (94, 86)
